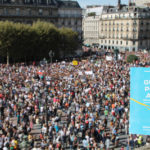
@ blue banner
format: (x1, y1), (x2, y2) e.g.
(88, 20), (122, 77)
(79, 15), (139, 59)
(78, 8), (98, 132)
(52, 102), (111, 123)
(130, 67), (150, 135)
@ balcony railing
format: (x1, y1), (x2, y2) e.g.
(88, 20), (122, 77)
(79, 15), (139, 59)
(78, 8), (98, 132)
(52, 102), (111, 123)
(58, 14), (82, 18)
(122, 37), (139, 41)
(0, 2), (59, 7)
(0, 13), (58, 18)
(99, 36), (106, 39)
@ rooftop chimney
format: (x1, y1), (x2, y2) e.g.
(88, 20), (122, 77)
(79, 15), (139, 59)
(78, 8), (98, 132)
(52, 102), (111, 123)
(129, 0), (132, 6)
(118, 0), (121, 9)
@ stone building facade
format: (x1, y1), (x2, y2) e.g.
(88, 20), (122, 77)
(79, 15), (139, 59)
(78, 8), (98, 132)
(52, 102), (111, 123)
(135, 0), (150, 7)
(0, 0), (82, 36)
(83, 1), (150, 51)
(83, 15), (100, 46)
(99, 5), (150, 51)
(82, 5), (108, 46)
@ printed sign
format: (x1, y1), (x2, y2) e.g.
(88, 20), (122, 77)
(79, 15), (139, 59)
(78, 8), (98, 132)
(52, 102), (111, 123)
(72, 60), (78, 66)
(106, 56), (112, 61)
(130, 68), (150, 135)
(85, 71), (93, 75)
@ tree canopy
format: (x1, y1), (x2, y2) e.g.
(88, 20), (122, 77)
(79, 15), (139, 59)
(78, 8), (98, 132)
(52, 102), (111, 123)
(127, 54), (139, 63)
(0, 21), (79, 63)
(87, 12), (96, 16)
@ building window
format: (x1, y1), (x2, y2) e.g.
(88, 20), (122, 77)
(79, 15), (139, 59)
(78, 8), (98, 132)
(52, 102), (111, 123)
(113, 41), (114, 44)
(25, 0), (32, 3)
(116, 41), (118, 44)
(65, 20), (68, 25)
(3, 0), (10, 3)
(40, 0), (47, 4)
(28, 8), (31, 15)
(133, 41), (135, 45)
(68, 20), (71, 25)
(129, 13), (131, 17)
(133, 34), (136, 39)
(120, 41), (122, 45)
(39, 9), (43, 15)
(140, 29), (143, 32)
(126, 41), (128, 45)
(16, 8), (20, 15)
(140, 41), (142, 46)
(49, 10), (52, 16)
(73, 20), (76, 25)
(61, 20), (64, 25)
(141, 22), (143, 26)
(133, 21), (137, 26)
(109, 40), (110, 44)
(133, 29), (137, 32)
(3, 8), (8, 15)
(105, 40), (107, 43)
(101, 40), (103, 43)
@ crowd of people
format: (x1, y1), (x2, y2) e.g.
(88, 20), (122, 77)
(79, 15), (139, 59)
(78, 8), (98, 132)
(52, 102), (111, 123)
(0, 52), (147, 150)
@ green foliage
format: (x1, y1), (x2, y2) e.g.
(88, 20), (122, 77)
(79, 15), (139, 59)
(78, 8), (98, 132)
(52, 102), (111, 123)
(127, 54), (139, 63)
(58, 27), (78, 57)
(87, 12), (96, 16)
(0, 21), (79, 63)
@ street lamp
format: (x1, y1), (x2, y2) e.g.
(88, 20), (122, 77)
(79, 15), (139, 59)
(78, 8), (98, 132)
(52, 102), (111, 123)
(44, 85), (49, 136)
(49, 50), (54, 64)
(114, 48), (119, 60)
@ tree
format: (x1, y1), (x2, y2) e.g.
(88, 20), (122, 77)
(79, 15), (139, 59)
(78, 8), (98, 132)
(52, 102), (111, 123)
(32, 21), (60, 60)
(87, 12), (96, 16)
(10, 23), (35, 62)
(0, 21), (17, 64)
(58, 27), (78, 57)
(127, 54), (139, 63)
(0, 21), (79, 63)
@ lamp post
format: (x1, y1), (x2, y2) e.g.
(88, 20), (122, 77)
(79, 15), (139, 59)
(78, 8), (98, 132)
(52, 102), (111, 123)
(114, 48), (119, 61)
(49, 50), (54, 64)
(44, 86), (49, 136)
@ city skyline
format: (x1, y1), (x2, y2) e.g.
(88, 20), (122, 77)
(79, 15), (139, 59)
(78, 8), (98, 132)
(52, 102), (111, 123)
(77, 0), (128, 8)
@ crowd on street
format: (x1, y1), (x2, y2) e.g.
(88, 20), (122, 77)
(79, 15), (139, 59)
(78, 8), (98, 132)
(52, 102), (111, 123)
(0, 52), (148, 150)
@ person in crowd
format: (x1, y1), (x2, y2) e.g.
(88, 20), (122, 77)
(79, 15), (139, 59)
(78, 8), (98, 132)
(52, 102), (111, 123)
(0, 51), (147, 149)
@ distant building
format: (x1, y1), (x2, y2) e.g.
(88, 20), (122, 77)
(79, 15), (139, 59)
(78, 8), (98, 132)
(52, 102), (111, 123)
(85, 5), (104, 16)
(0, 0), (82, 37)
(83, 15), (100, 46)
(134, 0), (150, 7)
(82, 0), (150, 51)
(99, 1), (150, 51)
(82, 5), (109, 46)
